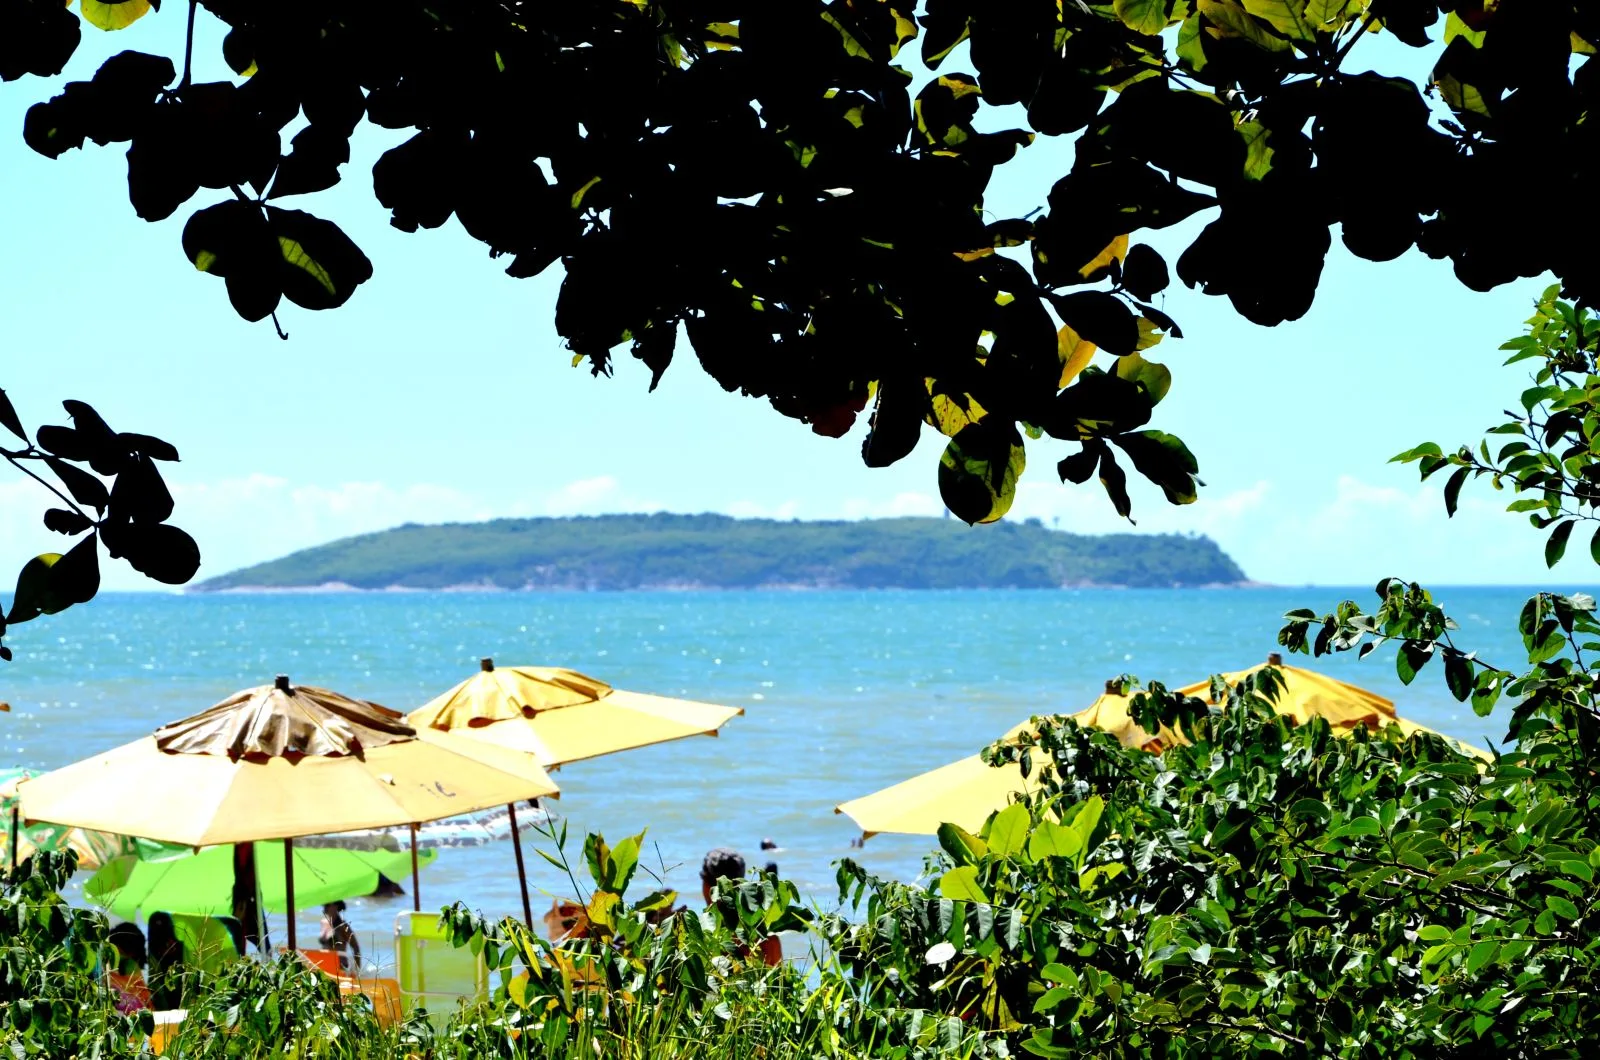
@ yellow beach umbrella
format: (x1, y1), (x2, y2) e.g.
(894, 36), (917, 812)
(2, 767), (140, 872)
(19, 675), (559, 949)
(408, 659), (744, 766)
(1169, 655), (1491, 762)
(408, 658), (742, 923)
(838, 660), (1488, 839)
(833, 719), (1038, 839)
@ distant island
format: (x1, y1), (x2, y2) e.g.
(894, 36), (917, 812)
(195, 514), (1250, 592)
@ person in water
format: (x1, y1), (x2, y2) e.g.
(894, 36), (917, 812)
(701, 847), (782, 967)
(319, 900), (361, 972)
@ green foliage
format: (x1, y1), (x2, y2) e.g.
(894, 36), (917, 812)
(195, 512), (1249, 591)
(1395, 288), (1600, 567)
(0, 393), (198, 662)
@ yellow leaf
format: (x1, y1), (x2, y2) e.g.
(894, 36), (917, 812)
(1242, 0), (1314, 43)
(193, 250), (218, 274)
(1058, 325), (1096, 387)
(1135, 317), (1165, 351)
(953, 247), (995, 262)
(570, 176), (603, 210)
(925, 379), (987, 436)
(278, 237), (336, 298)
(81, 0), (151, 31)
(1078, 234), (1128, 282)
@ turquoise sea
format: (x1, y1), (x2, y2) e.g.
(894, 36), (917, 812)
(0, 587), (1561, 965)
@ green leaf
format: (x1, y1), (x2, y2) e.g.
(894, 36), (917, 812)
(1416, 925), (1452, 942)
(1546, 519), (1576, 567)
(1545, 894), (1579, 921)
(1114, 0), (1172, 35)
(937, 823), (988, 866)
(1242, 0), (1314, 42)
(1443, 466), (1469, 517)
(939, 865), (990, 904)
(1197, 0), (1292, 52)
(1589, 525), (1600, 566)
(1466, 939), (1498, 975)
(1176, 13), (1209, 71)
(986, 803), (1029, 857)
(938, 423), (1025, 525)
(1330, 816), (1381, 840)
(1392, 442), (1443, 464)
(1027, 821), (1084, 861)
(1444, 651), (1473, 702)
(1114, 352), (1172, 404)
(1396, 640), (1432, 685)
(1290, 798), (1331, 823)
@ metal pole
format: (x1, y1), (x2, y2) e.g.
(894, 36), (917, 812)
(507, 803), (533, 927)
(8, 806), (18, 873)
(409, 823), (421, 913)
(284, 837), (297, 953)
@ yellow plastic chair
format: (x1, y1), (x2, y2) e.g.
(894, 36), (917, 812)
(394, 911), (488, 1026)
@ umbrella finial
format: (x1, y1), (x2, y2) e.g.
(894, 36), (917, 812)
(1267, 652), (1283, 666)
(481, 658), (495, 672)
(1104, 678), (1119, 694)
(274, 674), (292, 693)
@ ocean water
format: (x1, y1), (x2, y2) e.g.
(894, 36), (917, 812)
(0, 587), (1561, 965)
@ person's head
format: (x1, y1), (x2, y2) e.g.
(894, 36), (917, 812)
(764, 861), (779, 876)
(146, 912), (178, 964)
(759, 837), (777, 851)
(700, 847), (745, 902)
(108, 922), (146, 972)
(323, 900), (347, 919)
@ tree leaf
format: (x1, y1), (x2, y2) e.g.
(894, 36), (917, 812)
(986, 803), (1029, 857)
(0, 389), (26, 441)
(42, 509), (93, 535)
(1115, 0), (1172, 36)
(938, 865), (990, 904)
(1443, 465), (1469, 517)
(43, 456), (109, 511)
(1057, 325), (1096, 388)
(81, 0), (153, 33)
(1546, 518), (1576, 567)
(1444, 651), (1473, 702)
(103, 522), (201, 585)
(938, 423), (1025, 525)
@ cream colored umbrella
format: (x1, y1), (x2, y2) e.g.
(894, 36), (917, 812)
(409, 658), (742, 922)
(409, 659), (743, 765)
(19, 675), (559, 950)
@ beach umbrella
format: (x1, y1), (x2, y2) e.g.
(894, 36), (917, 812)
(834, 682), (1141, 839)
(408, 659), (741, 924)
(2, 767), (141, 872)
(19, 675), (558, 952)
(85, 841), (436, 920)
(837, 659), (1488, 839)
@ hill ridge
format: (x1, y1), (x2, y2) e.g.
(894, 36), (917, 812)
(195, 513), (1249, 591)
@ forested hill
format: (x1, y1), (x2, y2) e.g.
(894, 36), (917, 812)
(196, 514), (1249, 591)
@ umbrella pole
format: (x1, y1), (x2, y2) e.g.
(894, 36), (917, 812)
(8, 806), (17, 873)
(284, 837), (297, 954)
(409, 823), (420, 913)
(507, 802), (533, 927)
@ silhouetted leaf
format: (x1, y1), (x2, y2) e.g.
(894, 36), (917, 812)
(42, 508), (93, 535)
(266, 206), (374, 311)
(1121, 245), (1170, 301)
(0, 389), (26, 441)
(109, 453), (173, 524)
(1050, 293), (1140, 356)
(939, 422), (1025, 524)
(105, 522), (200, 585)
(1546, 518), (1575, 567)
(42, 456), (109, 511)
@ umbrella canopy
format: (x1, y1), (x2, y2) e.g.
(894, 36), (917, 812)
(837, 661), (1489, 838)
(407, 659), (743, 766)
(85, 841), (436, 920)
(834, 715), (1049, 839)
(18, 676), (561, 847)
(1, 767), (138, 871)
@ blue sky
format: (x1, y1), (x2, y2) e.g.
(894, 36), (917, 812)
(0, 10), (1573, 589)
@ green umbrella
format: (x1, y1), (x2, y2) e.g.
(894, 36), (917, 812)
(86, 841), (436, 920)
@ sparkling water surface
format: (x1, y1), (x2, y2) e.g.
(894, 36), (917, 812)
(0, 587), (1560, 968)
